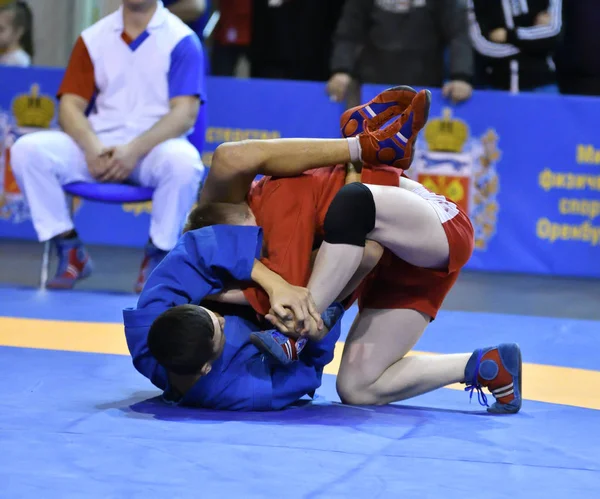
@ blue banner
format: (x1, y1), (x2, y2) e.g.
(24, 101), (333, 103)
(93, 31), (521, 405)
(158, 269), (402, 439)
(1, 67), (600, 277)
(363, 85), (600, 278)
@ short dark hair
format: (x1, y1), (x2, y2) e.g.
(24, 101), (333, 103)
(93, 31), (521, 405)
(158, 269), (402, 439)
(148, 305), (216, 375)
(184, 202), (250, 233)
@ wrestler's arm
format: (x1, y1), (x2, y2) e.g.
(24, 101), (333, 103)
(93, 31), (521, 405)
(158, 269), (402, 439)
(205, 248), (319, 306)
(138, 226), (263, 309)
(139, 225), (319, 328)
(204, 260), (289, 306)
(150, 260), (278, 305)
(206, 260), (323, 331)
(205, 289), (248, 305)
(199, 139), (352, 205)
(207, 247), (318, 305)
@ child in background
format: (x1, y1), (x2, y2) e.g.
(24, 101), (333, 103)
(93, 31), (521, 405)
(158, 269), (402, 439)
(0, 1), (33, 67)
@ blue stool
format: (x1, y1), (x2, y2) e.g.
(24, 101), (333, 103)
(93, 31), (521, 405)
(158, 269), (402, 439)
(40, 182), (155, 288)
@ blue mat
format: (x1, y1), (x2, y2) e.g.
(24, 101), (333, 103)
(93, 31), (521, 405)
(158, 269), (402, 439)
(1, 347), (599, 498)
(1, 287), (600, 498)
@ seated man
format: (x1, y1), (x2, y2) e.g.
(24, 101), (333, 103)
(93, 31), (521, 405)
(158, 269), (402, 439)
(10, 0), (205, 292)
(191, 87), (522, 414)
(123, 223), (344, 411)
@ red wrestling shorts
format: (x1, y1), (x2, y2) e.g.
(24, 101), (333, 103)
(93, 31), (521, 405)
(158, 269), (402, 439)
(245, 165), (474, 320)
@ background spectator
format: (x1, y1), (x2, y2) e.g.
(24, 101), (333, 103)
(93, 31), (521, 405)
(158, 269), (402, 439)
(210, 0), (251, 76)
(163, 0), (206, 23)
(163, 0), (210, 46)
(0, 0), (33, 67)
(468, 0), (562, 93)
(555, 0), (600, 97)
(9, 0), (205, 292)
(163, 0), (210, 65)
(327, 0), (473, 106)
(250, 0), (345, 82)
(163, 0), (210, 153)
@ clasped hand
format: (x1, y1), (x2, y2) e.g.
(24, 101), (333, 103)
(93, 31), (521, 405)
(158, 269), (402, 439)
(86, 143), (140, 182)
(265, 282), (325, 340)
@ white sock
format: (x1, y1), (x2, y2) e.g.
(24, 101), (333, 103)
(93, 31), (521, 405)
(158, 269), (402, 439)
(347, 137), (362, 162)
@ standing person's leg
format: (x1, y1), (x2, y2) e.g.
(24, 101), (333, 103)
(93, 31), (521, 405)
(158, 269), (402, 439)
(132, 138), (204, 292)
(10, 130), (95, 288)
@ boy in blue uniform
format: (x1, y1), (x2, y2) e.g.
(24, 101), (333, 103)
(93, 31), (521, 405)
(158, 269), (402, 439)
(123, 224), (343, 410)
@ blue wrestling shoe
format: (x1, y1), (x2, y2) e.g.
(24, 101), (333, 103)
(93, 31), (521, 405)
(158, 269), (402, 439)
(47, 237), (93, 289)
(321, 302), (345, 331)
(250, 303), (345, 365)
(250, 330), (307, 365)
(340, 85), (417, 138)
(464, 343), (522, 414)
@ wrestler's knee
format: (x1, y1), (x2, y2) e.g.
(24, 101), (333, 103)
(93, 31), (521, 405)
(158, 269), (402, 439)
(211, 141), (246, 172)
(324, 182), (376, 246)
(336, 373), (380, 405)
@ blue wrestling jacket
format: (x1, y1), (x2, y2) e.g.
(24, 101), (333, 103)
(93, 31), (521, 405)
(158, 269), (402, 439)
(122, 225), (341, 411)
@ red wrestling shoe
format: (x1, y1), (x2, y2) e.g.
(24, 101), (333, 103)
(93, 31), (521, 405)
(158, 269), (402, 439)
(357, 89), (431, 169)
(47, 237), (93, 289)
(340, 85), (417, 138)
(135, 242), (168, 294)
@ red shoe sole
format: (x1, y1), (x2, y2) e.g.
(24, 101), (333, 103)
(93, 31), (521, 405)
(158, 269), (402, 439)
(340, 85), (417, 137)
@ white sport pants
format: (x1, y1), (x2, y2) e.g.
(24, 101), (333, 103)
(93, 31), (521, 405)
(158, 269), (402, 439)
(10, 130), (204, 250)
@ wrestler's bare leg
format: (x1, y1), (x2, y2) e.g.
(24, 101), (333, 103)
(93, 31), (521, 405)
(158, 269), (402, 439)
(366, 179), (450, 268)
(304, 175), (471, 404)
(336, 240), (384, 302)
(308, 243), (364, 312)
(336, 308), (470, 405)
(307, 179), (449, 313)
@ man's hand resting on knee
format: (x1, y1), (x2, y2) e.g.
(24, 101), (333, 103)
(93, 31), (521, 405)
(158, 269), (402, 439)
(97, 144), (141, 182)
(86, 147), (112, 179)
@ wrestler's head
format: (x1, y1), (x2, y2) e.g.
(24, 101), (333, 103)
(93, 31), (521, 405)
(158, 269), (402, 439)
(148, 304), (226, 378)
(184, 202), (256, 233)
